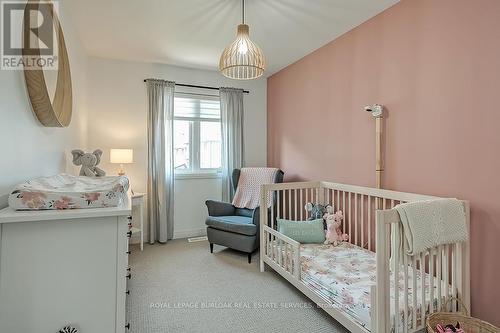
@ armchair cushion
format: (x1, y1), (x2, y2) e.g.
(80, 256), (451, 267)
(252, 207), (260, 226)
(235, 207), (253, 218)
(205, 200), (235, 216)
(205, 216), (258, 236)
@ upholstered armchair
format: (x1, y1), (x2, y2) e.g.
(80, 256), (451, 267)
(205, 168), (284, 263)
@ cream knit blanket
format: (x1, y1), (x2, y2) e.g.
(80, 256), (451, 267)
(395, 198), (468, 255)
(232, 167), (279, 209)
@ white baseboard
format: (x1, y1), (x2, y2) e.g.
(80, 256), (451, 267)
(128, 228), (207, 243)
(173, 228), (207, 240)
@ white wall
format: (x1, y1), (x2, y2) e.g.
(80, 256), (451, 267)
(85, 57), (267, 239)
(0, 2), (88, 207)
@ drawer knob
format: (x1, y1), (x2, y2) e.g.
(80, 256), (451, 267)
(127, 216), (132, 220)
(127, 267), (131, 271)
(126, 273), (132, 280)
(127, 231), (132, 238)
(126, 251), (131, 255)
(126, 290), (130, 295)
(125, 323), (130, 330)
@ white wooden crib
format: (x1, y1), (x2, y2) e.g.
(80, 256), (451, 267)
(259, 181), (470, 333)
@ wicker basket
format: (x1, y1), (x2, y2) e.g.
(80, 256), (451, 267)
(426, 298), (499, 333)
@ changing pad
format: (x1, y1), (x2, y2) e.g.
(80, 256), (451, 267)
(8, 174), (129, 210)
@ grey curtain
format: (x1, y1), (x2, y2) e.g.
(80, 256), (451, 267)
(220, 87), (244, 202)
(146, 79), (175, 243)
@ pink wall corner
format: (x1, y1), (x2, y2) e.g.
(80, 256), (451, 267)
(267, 0), (500, 325)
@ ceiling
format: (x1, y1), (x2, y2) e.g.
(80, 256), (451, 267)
(65, 0), (399, 76)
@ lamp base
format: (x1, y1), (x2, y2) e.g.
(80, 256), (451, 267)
(118, 164), (126, 176)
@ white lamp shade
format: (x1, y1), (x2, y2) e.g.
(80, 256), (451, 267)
(110, 149), (134, 164)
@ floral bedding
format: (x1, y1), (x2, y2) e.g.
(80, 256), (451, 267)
(8, 174), (129, 210)
(299, 243), (448, 332)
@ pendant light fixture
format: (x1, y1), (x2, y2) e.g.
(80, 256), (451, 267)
(219, 0), (266, 80)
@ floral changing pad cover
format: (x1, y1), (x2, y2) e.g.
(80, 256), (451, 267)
(8, 174), (129, 210)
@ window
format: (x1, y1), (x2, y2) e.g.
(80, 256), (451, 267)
(173, 93), (222, 176)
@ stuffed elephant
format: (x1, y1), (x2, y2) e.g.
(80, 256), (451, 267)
(71, 149), (106, 177)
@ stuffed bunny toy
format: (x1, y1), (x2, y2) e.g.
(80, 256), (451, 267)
(323, 205), (349, 246)
(305, 202), (327, 220)
(71, 149), (106, 177)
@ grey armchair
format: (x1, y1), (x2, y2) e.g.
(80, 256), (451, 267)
(205, 168), (284, 263)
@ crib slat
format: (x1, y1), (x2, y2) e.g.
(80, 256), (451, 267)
(277, 238), (281, 264)
(342, 191), (346, 232)
(285, 243), (292, 273)
(437, 245), (442, 310)
(429, 247), (435, 314)
(348, 193), (352, 240)
(368, 196), (372, 251)
(264, 228), (267, 257)
(281, 239), (285, 267)
(300, 189), (304, 220)
(361, 194), (364, 248)
(393, 224), (400, 333)
(270, 234), (274, 260)
(274, 235), (278, 261)
(305, 188), (309, 213)
(267, 231), (269, 257)
(354, 193), (358, 246)
(456, 241), (463, 310)
(451, 244), (457, 311)
(315, 188), (319, 204)
(270, 234), (276, 260)
(283, 239), (287, 268)
(403, 241), (409, 333)
(276, 191), (281, 224)
(277, 237), (280, 263)
(412, 255), (417, 329)
(277, 238), (281, 266)
(420, 252), (426, 329)
(264, 230), (269, 257)
(270, 235), (273, 260)
(270, 190), (274, 228)
(283, 242), (287, 270)
(335, 190), (339, 211)
(294, 190), (298, 220)
(443, 244), (449, 310)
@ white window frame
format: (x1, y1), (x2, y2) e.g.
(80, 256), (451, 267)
(173, 93), (222, 179)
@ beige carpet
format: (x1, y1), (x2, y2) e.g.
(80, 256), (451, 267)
(127, 240), (349, 333)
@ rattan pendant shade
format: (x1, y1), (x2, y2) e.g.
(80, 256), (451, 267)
(219, 1), (265, 80)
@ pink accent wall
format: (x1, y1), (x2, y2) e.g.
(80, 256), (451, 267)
(267, 0), (500, 325)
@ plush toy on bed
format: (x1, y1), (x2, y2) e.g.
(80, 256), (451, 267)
(323, 205), (349, 246)
(305, 202), (327, 220)
(71, 149), (106, 177)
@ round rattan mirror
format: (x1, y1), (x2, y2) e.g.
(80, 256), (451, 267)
(23, 0), (72, 127)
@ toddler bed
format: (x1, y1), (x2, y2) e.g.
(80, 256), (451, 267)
(259, 182), (470, 333)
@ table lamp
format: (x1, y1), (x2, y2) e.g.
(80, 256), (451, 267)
(110, 149), (133, 176)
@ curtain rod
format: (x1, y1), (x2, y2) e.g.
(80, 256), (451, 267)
(143, 80), (250, 94)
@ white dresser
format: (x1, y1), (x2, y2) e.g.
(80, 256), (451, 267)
(0, 197), (132, 333)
